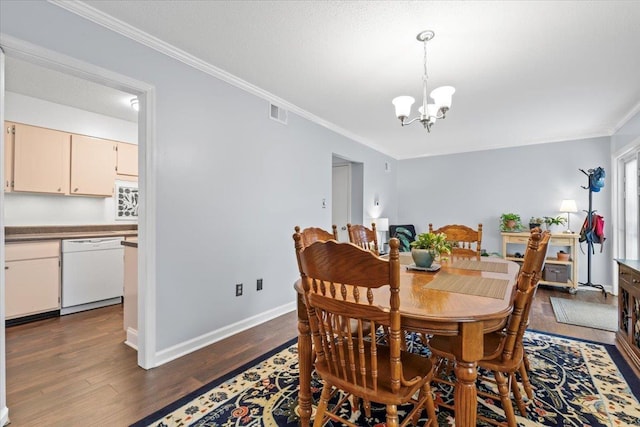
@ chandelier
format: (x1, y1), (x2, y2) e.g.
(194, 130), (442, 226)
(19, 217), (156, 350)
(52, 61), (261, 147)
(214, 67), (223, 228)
(392, 30), (455, 132)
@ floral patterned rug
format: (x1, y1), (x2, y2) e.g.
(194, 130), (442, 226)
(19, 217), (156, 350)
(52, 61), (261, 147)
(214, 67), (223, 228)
(131, 331), (640, 427)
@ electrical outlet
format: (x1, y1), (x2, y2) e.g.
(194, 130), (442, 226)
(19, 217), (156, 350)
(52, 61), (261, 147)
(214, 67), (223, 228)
(235, 283), (243, 296)
(257, 278), (263, 291)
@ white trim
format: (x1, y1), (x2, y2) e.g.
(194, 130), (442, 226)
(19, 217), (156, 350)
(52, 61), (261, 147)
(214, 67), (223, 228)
(611, 136), (640, 295)
(0, 34), (157, 369)
(125, 327), (138, 350)
(48, 0), (392, 158)
(138, 88), (157, 369)
(0, 407), (8, 427)
(612, 100), (640, 135)
(154, 304), (296, 367)
(0, 47), (9, 427)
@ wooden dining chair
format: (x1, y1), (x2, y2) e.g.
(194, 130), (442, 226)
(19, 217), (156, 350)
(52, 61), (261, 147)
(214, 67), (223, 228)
(294, 225), (338, 247)
(293, 236), (437, 427)
(347, 222), (379, 255)
(428, 228), (550, 427)
(428, 223), (482, 257)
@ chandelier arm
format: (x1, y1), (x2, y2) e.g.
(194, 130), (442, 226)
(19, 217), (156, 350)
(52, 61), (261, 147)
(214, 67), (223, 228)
(402, 117), (423, 126)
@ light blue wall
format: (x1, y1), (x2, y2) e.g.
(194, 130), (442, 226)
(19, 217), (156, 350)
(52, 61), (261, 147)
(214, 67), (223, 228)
(0, 2), (397, 351)
(397, 137), (612, 287)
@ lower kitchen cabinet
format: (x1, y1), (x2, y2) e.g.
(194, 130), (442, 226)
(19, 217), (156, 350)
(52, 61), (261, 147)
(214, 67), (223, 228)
(5, 241), (61, 320)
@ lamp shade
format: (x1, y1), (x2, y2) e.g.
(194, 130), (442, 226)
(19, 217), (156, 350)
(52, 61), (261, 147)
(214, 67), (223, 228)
(430, 86), (455, 109)
(392, 96), (415, 118)
(559, 199), (577, 213)
(368, 217), (389, 232)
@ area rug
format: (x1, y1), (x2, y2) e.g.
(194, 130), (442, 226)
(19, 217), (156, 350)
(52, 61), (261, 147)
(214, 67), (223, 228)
(549, 297), (618, 332)
(131, 331), (640, 427)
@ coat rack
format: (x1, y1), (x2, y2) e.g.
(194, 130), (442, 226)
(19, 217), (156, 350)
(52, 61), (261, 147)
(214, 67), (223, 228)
(578, 168), (607, 296)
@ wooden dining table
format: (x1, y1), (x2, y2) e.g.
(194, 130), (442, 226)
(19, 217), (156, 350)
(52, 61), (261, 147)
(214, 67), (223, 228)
(294, 253), (520, 427)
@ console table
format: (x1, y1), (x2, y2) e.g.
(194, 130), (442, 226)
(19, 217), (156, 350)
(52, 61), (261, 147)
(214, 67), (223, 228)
(502, 232), (579, 294)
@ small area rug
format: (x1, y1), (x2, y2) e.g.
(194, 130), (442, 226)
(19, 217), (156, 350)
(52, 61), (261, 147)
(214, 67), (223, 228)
(550, 297), (618, 332)
(131, 331), (639, 427)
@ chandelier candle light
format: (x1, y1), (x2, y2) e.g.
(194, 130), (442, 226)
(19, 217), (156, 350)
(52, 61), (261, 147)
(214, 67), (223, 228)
(392, 30), (455, 132)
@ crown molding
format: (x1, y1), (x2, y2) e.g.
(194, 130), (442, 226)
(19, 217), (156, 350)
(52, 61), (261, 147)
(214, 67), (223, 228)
(49, 0), (394, 158)
(612, 99), (640, 135)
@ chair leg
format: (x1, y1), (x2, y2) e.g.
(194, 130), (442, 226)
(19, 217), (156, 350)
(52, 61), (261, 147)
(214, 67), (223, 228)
(519, 359), (534, 400)
(494, 371), (517, 427)
(313, 384), (332, 427)
(424, 383), (437, 427)
(385, 404), (399, 427)
(509, 372), (527, 416)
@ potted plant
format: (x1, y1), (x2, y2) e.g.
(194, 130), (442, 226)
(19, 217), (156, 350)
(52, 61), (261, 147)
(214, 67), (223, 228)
(410, 232), (452, 268)
(529, 217), (545, 230)
(557, 250), (570, 261)
(544, 215), (567, 233)
(500, 213), (522, 231)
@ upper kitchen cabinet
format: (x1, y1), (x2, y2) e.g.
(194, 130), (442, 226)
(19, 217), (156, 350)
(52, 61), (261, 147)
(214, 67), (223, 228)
(70, 134), (117, 196)
(4, 121), (15, 192)
(116, 142), (138, 177)
(11, 122), (70, 195)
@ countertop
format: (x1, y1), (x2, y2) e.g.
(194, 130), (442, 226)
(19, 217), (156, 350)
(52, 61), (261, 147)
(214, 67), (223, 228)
(122, 238), (138, 248)
(5, 225), (138, 242)
(616, 259), (640, 273)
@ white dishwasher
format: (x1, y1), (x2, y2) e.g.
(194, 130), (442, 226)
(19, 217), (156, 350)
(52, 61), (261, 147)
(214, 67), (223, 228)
(61, 237), (124, 315)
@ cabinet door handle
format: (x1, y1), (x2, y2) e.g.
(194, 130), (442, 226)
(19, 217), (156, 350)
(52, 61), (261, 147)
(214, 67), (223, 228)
(74, 188), (78, 192)
(58, 187), (62, 192)
(4, 266), (8, 270)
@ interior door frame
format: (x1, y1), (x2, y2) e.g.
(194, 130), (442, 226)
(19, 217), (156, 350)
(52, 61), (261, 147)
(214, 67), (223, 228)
(0, 35), (158, 371)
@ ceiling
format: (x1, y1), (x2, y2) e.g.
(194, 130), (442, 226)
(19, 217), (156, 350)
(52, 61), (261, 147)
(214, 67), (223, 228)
(5, 56), (138, 123)
(9, 1), (640, 159)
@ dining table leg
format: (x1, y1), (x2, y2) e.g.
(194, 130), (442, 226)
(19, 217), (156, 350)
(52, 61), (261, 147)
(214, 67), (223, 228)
(297, 293), (312, 426)
(452, 321), (484, 427)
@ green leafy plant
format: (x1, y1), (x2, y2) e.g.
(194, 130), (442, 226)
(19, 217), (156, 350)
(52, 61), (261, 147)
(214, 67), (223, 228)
(544, 216), (567, 226)
(410, 232), (452, 255)
(500, 213), (522, 231)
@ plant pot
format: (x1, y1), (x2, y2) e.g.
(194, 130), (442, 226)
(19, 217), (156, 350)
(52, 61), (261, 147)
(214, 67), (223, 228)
(529, 222), (541, 230)
(557, 251), (570, 261)
(505, 220), (517, 230)
(411, 248), (435, 268)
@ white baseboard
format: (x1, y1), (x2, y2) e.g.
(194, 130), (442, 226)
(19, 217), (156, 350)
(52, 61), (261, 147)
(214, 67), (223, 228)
(154, 302), (295, 367)
(125, 327), (138, 350)
(1, 406), (9, 426)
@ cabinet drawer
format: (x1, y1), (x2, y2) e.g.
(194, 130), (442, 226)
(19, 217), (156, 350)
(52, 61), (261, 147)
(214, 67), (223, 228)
(508, 236), (529, 244)
(619, 266), (640, 288)
(550, 237), (572, 246)
(6, 241), (60, 261)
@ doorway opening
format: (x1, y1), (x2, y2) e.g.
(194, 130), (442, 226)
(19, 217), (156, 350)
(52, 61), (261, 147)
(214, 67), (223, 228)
(0, 37), (155, 370)
(332, 155), (363, 241)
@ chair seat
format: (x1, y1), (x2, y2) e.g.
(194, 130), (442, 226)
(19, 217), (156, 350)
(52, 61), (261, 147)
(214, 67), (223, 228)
(315, 344), (433, 405)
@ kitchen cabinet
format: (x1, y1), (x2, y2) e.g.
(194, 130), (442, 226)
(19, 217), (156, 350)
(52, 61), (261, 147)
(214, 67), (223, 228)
(5, 241), (61, 320)
(11, 122), (70, 195)
(4, 121), (15, 192)
(116, 142), (138, 177)
(616, 260), (640, 372)
(70, 134), (117, 196)
(502, 232), (579, 293)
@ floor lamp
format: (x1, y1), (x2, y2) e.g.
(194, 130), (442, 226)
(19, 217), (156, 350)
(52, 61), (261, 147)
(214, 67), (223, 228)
(559, 199), (577, 233)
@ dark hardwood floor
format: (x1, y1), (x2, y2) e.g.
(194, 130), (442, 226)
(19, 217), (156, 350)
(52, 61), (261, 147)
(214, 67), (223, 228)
(4, 285), (636, 426)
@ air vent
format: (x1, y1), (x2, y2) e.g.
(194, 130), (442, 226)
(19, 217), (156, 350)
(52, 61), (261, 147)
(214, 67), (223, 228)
(269, 103), (288, 125)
